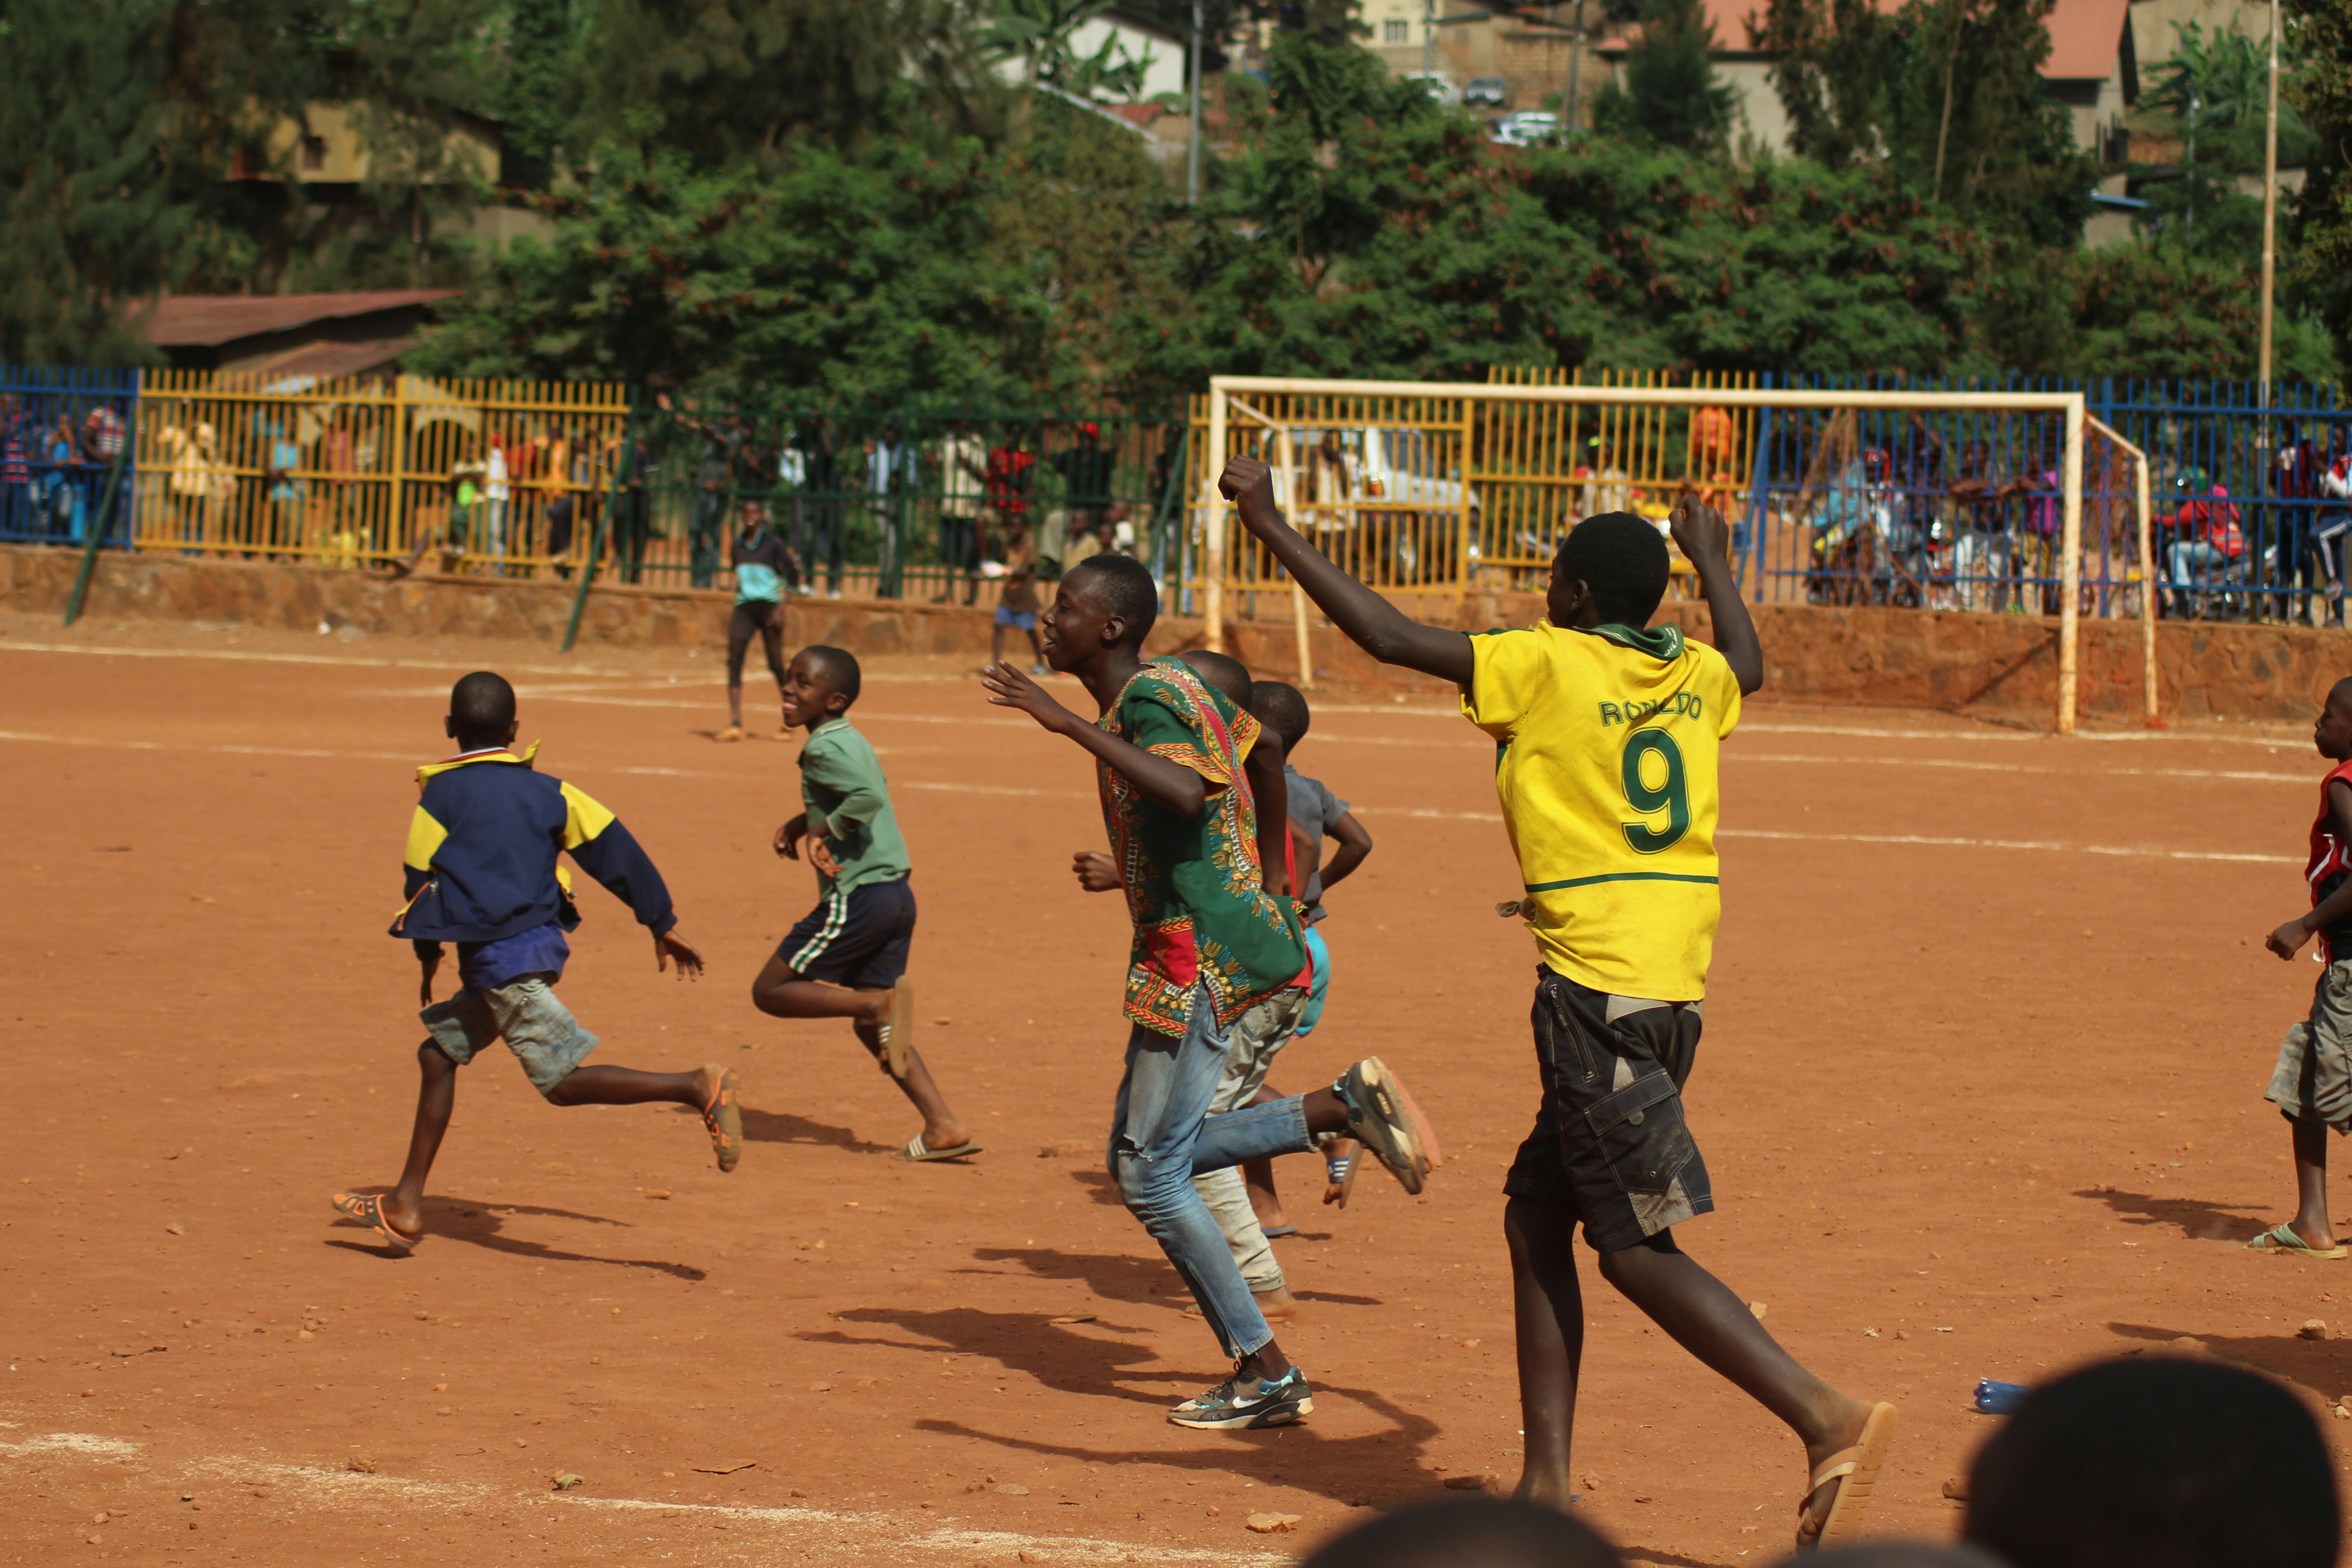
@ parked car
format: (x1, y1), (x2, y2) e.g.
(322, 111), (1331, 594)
(1464, 75), (1510, 108)
(1401, 71), (1462, 107)
(1487, 110), (1560, 147)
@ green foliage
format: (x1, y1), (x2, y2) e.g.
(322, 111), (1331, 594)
(574, 0), (985, 167)
(0, 0), (318, 362)
(1754, 0), (1903, 167)
(983, 0), (1154, 99)
(413, 136), (1062, 400)
(1615, 0), (1739, 155)
(2136, 20), (2314, 263)
(2292, 0), (2352, 359)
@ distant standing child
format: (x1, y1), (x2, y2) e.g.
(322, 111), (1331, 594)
(1217, 454), (1894, 1548)
(753, 645), (980, 1162)
(984, 554), (1437, 1430)
(332, 672), (740, 1252)
(992, 514), (1046, 674)
(2254, 676), (2352, 1257)
(1245, 678), (1375, 1225)
(718, 505), (801, 742)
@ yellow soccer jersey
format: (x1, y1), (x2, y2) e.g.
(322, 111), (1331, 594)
(1461, 620), (1742, 1000)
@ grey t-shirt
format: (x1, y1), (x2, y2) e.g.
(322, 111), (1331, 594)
(1284, 764), (1349, 925)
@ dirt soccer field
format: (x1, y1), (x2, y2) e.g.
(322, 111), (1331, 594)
(6, 614), (2352, 1568)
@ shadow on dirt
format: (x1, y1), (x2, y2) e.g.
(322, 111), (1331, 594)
(2071, 1186), (2264, 1242)
(737, 1104), (893, 1155)
(801, 1305), (1176, 1406)
(325, 1192), (706, 1279)
(911, 1375), (1450, 1509)
(2107, 1321), (2352, 1400)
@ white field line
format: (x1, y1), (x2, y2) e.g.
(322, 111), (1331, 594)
(0, 641), (969, 685)
(0, 730), (2298, 863)
(0, 1428), (1280, 1567)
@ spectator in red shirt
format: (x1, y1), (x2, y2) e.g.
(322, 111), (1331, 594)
(2165, 467), (2242, 618)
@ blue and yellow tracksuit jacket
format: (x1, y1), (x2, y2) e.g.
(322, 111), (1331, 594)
(391, 745), (676, 948)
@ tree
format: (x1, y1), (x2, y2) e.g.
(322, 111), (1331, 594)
(2136, 20), (2315, 259)
(1753, 0), (1904, 167)
(574, 0), (985, 167)
(0, 0), (318, 363)
(1596, 0), (1740, 154)
(2292, 0), (2352, 360)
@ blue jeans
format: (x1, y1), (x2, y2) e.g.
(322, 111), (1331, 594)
(1110, 982), (1319, 1359)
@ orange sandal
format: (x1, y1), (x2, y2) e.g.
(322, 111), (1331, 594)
(700, 1066), (742, 1173)
(329, 1191), (421, 1252)
(1799, 1401), (1898, 1550)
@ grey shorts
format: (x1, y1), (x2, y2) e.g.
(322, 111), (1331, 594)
(420, 974), (598, 1099)
(2268, 961), (2352, 1132)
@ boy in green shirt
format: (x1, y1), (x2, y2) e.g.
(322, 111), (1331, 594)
(751, 645), (979, 1162)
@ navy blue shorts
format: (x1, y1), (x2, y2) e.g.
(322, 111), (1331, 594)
(776, 878), (915, 989)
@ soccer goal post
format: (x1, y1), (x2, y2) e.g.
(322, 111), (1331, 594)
(1193, 375), (2146, 734)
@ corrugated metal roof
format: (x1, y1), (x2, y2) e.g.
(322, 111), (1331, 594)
(140, 291), (458, 348)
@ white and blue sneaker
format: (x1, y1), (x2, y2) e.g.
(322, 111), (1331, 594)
(1167, 1363), (1314, 1430)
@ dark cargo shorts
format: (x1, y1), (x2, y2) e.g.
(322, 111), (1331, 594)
(1503, 966), (1715, 1253)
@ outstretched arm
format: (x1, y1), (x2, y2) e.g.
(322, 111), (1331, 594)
(981, 661), (1208, 817)
(1669, 499), (1764, 696)
(1218, 457), (1474, 685)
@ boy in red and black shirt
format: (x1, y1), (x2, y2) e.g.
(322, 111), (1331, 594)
(2256, 676), (2352, 1256)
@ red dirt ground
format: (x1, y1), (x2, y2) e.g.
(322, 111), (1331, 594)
(7, 612), (2352, 1568)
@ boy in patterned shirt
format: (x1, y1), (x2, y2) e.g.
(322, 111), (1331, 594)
(982, 554), (1436, 1431)
(1217, 456), (1894, 1550)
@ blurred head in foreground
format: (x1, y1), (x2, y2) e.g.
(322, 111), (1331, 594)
(1297, 1496), (1619, 1568)
(1964, 1357), (2337, 1568)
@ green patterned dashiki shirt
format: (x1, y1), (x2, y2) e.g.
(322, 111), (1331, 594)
(1095, 657), (1307, 1036)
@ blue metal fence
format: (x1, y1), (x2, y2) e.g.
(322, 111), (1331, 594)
(1746, 374), (2348, 625)
(0, 366), (141, 549)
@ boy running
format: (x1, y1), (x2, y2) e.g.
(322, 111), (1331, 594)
(718, 505), (800, 742)
(1247, 678), (1374, 1221)
(2253, 676), (2352, 1257)
(332, 672), (740, 1252)
(753, 645), (979, 1162)
(982, 554), (1436, 1429)
(1216, 456), (1894, 1547)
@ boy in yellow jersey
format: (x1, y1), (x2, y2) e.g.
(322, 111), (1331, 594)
(1217, 457), (1895, 1551)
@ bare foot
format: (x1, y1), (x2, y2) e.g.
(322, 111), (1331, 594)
(1513, 1470), (1576, 1510)
(1795, 1395), (1877, 1547)
(1253, 1284), (1300, 1322)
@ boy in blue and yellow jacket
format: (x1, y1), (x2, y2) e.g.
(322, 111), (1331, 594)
(330, 671), (742, 1252)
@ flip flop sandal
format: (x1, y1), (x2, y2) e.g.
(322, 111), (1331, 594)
(2247, 1222), (2348, 1258)
(894, 1133), (984, 1163)
(700, 1066), (743, 1174)
(329, 1191), (421, 1252)
(1801, 1401), (1898, 1551)
(877, 982), (916, 1079)
(1261, 1224), (1299, 1239)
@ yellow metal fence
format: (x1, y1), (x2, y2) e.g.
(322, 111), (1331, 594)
(132, 372), (632, 576)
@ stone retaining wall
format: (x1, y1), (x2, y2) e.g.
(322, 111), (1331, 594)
(9, 545), (2351, 723)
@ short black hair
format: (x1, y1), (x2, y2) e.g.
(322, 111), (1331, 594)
(1298, 1498), (1619, 1568)
(797, 645), (862, 709)
(1067, 554), (1158, 647)
(1178, 649), (1252, 710)
(1965, 1357), (2338, 1568)
(449, 671), (516, 743)
(1249, 679), (1311, 751)
(1558, 512), (1671, 627)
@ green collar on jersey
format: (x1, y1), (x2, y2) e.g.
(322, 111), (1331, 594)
(1579, 622), (1684, 661)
